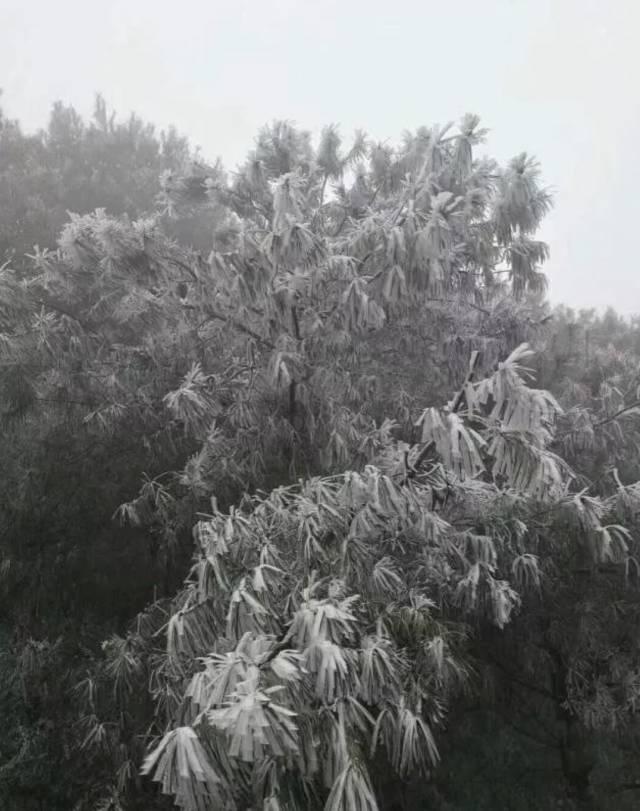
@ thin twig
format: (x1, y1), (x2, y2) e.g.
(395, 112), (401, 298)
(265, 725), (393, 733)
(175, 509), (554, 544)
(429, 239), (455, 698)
(428, 297), (491, 317)
(593, 401), (640, 429)
(199, 306), (275, 349)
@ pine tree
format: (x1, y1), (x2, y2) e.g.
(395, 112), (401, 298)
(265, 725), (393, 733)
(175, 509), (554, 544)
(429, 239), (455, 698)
(6, 108), (640, 809)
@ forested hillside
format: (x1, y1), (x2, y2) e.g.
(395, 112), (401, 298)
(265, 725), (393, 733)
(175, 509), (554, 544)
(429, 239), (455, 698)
(2, 95), (640, 810)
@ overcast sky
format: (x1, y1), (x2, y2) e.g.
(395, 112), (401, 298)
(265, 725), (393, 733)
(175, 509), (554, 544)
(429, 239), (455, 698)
(1, 0), (639, 313)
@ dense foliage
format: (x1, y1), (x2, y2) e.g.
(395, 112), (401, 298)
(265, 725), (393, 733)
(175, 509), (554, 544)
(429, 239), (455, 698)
(2, 94), (640, 810)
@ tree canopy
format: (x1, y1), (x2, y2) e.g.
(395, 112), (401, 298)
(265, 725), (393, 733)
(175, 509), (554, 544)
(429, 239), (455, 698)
(2, 97), (640, 811)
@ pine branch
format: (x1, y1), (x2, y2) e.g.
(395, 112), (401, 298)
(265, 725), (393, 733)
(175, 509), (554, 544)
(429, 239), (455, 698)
(37, 297), (92, 331)
(556, 400), (640, 440)
(199, 306), (275, 349)
(168, 256), (198, 281)
(412, 440), (435, 470)
(428, 298), (491, 317)
(449, 349), (480, 413)
(593, 400), (640, 429)
(332, 210), (350, 238)
(35, 397), (98, 408)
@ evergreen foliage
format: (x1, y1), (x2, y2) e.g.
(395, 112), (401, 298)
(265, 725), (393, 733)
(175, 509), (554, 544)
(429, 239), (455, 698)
(2, 94), (640, 810)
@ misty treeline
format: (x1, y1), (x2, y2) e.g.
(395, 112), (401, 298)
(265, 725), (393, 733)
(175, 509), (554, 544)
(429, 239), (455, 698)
(2, 93), (640, 811)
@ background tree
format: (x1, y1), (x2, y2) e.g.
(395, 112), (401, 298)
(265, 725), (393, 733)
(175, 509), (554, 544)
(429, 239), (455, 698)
(0, 92), (197, 266)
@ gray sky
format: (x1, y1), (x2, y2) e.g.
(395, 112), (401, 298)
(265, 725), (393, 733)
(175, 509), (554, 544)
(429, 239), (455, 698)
(1, 0), (639, 314)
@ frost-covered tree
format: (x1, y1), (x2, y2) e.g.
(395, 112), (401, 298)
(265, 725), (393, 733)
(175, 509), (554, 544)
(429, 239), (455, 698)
(7, 110), (640, 810)
(134, 344), (567, 809)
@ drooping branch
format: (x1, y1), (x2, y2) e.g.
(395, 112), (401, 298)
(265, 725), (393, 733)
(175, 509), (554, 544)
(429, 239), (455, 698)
(198, 306), (276, 350)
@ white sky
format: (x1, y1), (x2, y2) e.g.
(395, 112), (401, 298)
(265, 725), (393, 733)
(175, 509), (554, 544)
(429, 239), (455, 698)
(1, 0), (639, 313)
